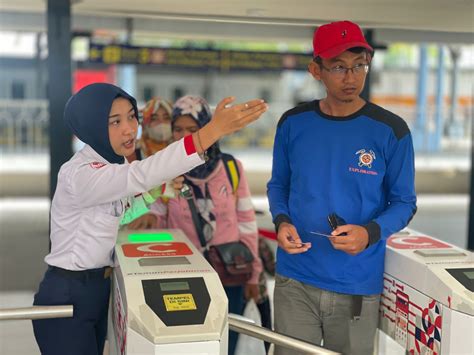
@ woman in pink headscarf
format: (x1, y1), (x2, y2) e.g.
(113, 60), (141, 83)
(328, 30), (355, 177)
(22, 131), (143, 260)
(151, 95), (263, 355)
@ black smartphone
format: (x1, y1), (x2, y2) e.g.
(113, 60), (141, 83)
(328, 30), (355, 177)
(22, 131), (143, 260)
(327, 213), (347, 236)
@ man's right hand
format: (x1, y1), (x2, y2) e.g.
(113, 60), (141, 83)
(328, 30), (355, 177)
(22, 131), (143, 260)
(277, 222), (311, 254)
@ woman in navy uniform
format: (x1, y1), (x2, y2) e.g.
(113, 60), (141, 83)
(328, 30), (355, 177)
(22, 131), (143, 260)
(32, 83), (267, 355)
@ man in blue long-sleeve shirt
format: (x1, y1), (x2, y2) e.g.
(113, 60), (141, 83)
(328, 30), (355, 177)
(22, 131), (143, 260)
(267, 20), (417, 355)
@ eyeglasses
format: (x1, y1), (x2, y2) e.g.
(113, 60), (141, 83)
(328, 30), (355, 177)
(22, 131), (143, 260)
(320, 63), (369, 78)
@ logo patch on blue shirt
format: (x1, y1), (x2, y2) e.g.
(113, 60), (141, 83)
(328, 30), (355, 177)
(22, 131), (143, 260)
(349, 149), (379, 176)
(356, 149), (376, 168)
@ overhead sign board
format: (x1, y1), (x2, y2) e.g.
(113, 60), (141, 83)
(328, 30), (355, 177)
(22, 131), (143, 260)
(89, 43), (312, 72)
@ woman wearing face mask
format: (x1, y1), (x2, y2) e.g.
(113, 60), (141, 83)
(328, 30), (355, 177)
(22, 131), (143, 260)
(123, 97), (176, 229)
(129, 97), (173, 161)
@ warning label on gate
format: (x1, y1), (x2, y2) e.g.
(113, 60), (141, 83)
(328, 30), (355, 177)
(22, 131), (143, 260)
(163, 293), (197, 312)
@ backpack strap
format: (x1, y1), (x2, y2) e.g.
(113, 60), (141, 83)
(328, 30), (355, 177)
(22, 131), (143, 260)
(221, 153), (240, 194)
(181, 182), (208, 249)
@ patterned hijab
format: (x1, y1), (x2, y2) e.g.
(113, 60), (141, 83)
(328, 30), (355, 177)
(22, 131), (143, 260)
(138, 97), (173, 157)
(141, 97), (173, 127)
(172, 95), (222, 179)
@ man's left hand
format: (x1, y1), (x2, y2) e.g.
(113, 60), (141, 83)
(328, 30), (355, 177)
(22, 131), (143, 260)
(329, 224), (369, 255)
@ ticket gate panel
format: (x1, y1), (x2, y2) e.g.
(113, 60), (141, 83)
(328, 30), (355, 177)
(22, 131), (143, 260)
(110, 229), (228, 355)
(142, 277), (210, 326)
(379, 229), (474, 354)
(127, 326), (225, 355)
(380, 275), (443, 354)
(441, 306), (474, 355)
(118, 274), (227, 345)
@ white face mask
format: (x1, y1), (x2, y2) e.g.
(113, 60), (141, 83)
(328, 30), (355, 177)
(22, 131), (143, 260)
(145, 123), (172, 142)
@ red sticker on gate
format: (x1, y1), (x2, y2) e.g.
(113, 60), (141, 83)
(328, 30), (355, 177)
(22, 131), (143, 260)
(122, 242), (193, 257)
(387, 235), (452, 249)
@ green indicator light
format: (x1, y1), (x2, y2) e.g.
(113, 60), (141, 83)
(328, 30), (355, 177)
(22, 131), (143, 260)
(128, 232), (174, 243)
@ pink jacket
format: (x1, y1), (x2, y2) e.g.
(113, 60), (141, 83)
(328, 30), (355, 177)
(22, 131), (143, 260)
(150, 159), (262, 284)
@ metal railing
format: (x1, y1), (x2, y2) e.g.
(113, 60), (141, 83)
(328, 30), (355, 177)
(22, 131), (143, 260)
(0, 305), (73, 321)
(228, 313), (339, 354)
(0, 99), (49, 153)
(0, 306), (334, 354)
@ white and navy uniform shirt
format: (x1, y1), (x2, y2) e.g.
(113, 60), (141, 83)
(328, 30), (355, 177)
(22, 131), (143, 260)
(45, 135), (203, 270)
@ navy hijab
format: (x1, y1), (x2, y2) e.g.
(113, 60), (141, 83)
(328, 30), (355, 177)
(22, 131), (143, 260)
(64, 83), (138, 164)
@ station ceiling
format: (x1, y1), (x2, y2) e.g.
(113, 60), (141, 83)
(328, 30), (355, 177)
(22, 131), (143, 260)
(1, 0), (473, 43)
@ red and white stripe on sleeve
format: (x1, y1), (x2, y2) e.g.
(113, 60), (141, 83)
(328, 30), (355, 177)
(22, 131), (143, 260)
(183, 134), (197, 155)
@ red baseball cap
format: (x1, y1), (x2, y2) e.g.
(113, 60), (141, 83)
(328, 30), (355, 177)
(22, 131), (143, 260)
(313, 21), (373, 59)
